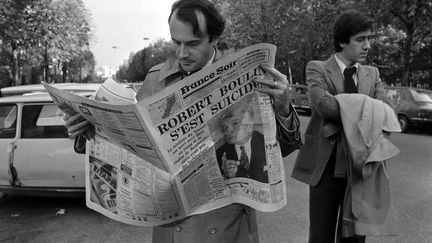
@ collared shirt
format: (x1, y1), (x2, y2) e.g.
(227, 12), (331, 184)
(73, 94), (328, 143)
(235, 137), (252, 162)
(185, 48), (216, 76)
(335, 53), (359, 86)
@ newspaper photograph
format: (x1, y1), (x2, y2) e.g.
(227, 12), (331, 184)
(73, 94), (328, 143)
(43, 43), (289, 226)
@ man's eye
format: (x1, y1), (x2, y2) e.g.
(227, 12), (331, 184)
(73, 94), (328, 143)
(172, 40), (181, 45)
(186, 41), (200, 47)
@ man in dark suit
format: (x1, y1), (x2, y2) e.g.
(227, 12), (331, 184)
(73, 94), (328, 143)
(291, 10), (390, 243)
(216, 105), (268, 183)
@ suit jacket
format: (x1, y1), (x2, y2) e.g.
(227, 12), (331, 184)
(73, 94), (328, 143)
(216, 131), (268, 183)
(292, 54), (389, 186)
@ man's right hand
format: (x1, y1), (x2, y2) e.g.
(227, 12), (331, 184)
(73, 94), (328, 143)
(63, 113), (93, 139)
(221, 152), (240, 179)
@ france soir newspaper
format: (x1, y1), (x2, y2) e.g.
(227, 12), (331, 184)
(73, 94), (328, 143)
(44, 43), (292, 226)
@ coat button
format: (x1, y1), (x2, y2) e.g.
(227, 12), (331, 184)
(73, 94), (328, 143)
(175, 226), (182, 232)
(208, 227), (217, 234)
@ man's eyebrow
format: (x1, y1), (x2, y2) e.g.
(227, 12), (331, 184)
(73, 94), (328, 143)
(171, 37), (202, 44)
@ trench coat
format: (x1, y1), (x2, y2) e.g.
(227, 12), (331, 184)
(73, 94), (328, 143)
(136, 48), (301, 243)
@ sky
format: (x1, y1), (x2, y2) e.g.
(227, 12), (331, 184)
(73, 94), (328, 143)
(82, 0), (176, 70)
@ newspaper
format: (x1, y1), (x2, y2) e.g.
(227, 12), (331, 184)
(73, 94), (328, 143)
(43, 43), (288, 226)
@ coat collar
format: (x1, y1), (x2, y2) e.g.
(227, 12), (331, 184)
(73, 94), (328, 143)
(324, 54), (372, 94)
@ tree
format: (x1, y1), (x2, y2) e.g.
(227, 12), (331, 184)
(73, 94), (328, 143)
(0, 0), (41, 85)
(115, 39), (174, 82)
(0, 0), (94, 85)
(212, 0), (346, 84)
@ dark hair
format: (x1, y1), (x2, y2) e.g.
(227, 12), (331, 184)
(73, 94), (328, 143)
(333, 10), (373, 52)
(168, 0), (225, 42)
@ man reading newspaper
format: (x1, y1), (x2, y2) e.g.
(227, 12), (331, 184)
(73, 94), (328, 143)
(63, 0), (301, 242)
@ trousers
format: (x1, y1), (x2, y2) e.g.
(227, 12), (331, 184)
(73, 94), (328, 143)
(308, 147), (365, 243)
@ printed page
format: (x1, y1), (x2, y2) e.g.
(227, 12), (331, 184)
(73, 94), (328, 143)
(44, 43), (290, 226)
(136, 43), (287, 215)
(43, 83), (168, 172)
(85, 131), (185, 226)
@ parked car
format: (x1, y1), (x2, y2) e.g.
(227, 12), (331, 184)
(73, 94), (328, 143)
(0, 82), (100, 97)
(0, 84), (102, 197)
(289, 84), (311, 115)
(386, 86), (432, 132)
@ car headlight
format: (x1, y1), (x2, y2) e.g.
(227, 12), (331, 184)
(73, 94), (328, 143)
(418, 110), (432, 119)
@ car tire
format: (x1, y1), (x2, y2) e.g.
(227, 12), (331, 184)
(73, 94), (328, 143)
(398, 115), (410, 133)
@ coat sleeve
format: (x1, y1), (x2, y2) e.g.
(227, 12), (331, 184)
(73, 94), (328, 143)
(74, 135), (86, 154)
(275, 104), (302, 157)
(307, 61), (342, 121)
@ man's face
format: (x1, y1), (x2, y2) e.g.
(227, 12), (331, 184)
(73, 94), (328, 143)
(222, 112), (253, 145)
(339, 29), (373, 64)
(169, 11), (217, 73)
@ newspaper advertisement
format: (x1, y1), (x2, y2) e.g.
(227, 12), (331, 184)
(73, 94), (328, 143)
(43, 43), (288, 226)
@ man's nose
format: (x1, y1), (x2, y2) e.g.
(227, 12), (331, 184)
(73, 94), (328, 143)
(363, 39), (371, 49)
(178, 44), (189, 58)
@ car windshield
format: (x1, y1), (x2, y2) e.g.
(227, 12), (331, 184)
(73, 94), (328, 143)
(410, 89), (432, 103)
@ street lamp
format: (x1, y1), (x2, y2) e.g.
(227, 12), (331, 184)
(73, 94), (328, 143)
(143, 37), (150, 48)
(287, 50), (296, 84)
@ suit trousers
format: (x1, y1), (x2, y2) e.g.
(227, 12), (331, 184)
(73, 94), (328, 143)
(308, 147), (365, 243)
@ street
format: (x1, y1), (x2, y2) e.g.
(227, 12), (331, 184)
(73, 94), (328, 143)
(1, 115), (431, 243)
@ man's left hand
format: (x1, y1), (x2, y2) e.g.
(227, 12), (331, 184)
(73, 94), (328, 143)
(253, 65), (293, 116)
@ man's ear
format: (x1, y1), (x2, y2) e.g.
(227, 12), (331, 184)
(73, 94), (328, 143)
(211, 36), (219, 47)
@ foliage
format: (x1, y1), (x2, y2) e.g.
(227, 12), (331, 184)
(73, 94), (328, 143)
(0, 0), (94, 86)
(116, 39), (175, 82)
(210, 0), (432, 87)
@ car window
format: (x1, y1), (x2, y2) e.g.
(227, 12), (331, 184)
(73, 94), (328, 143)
(0, 104), (17, 138)
(410, 89), (432, 103)
(21, 104), (67, 139)
(387, 89), (402, 106)
(295, 87), (308, 95)
(36, 104), (65, 126)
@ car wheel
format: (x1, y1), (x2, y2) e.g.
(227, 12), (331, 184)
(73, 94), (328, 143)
(398, 115), (410, 133)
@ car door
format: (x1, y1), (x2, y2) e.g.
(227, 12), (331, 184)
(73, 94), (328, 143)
(0, 104), (18, 186)
(13, 103), (85, 188)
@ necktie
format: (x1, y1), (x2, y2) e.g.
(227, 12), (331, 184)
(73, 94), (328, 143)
(239, 145), (249, 171)
(344, 66), (357, 93)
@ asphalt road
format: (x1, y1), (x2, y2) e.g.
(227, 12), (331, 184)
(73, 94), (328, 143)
(1, 115), (431, 243)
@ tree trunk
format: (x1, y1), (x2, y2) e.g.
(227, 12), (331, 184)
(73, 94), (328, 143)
(401, 24), (414, 86)
(44, 42), (50, 83)
(11, 42), (20, 86)
(62, 62), (68, 83)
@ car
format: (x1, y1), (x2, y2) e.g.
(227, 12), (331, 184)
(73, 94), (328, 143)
(0, 84), (102, 197)
(0, 82), (101, 97)
(386, 86), (432, 132)
(289, 84), (311, 115)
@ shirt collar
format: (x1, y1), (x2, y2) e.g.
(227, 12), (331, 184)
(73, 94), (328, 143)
(335, 53), (359, 75)
(158, 48), (217, 83)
